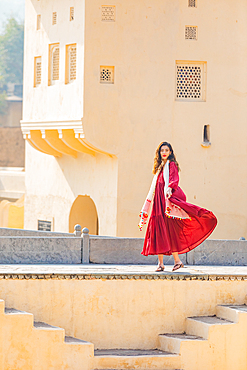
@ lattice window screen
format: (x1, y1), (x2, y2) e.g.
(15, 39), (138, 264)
(34, 57), (41, 87)
(52, 12), (57, 25)
(37, 15), (41, 30)
(70, 7), (74, 21)
(176, 62), (206, 101)
(69, 45), (77, 82)
(188, 0), (197, 7)
(52, 47), (59, 81)
(185, 26), (197, 40)
(101, 6), (115, 21)
(100, 66), (114, 84)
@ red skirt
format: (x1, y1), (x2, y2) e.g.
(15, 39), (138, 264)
(142, 172), (217, 256)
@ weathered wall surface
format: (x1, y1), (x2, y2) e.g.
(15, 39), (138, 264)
(0, 277), (246, 349)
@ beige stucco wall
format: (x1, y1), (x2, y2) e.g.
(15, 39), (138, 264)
(23, 0), (247, 238)
(23, 0), (85, 122)
(24, 141), (118, 234)
(82, 0), (247, 238)
(0, 278), (246, 349)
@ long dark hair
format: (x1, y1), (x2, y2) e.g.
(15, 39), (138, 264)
(153, 142), (180, 174)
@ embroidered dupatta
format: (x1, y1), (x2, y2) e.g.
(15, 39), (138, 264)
(138, 160), (190, 230)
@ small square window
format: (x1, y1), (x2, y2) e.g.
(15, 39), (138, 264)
(101, 6), (116, 21)
(185, 26), (197, 40)
(100, 66), (114, 84)
(37, 14), (41, 30)
(188, 0), (197, 7)
(52, 12), (57, 25)
(34, 57), (42, 87)
(70, 7), (74, 21)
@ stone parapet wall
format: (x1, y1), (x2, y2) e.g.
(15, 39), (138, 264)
(0, 232), (245, 265)
(88, 236), (247, 266)
(0, 227), (73, 237)
(0, 236), (81, 264)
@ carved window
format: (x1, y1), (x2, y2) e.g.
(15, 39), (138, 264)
(34, 57), (41, 87)
(37, 15), (41, 30)
(185, 26), (197, 40)
(65, 44), (77, 84)
(100, 66), (114, 84)
(70, 7), (74, 21)
(176, 61), (206, 101)
(48, 43), (60, 85)
(52, 12), (57, 25)
(101, 6), (115, 21)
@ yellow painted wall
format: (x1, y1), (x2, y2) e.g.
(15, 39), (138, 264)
(0, 278), (246, 349)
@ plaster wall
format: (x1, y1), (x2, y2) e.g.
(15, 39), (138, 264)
(23, 0), (85, 122)
(23, 0), (247, 238)
(82, 0), (247, 238)
(0, 278), (246, 349)
(24, 142), (118, 234)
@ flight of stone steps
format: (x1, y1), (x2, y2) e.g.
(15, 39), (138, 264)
(94, 305), (247, 370)
(0, 299), (93, 370)
(0, 298), (247, 369)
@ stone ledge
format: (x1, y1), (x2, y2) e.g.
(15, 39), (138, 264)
(0, 272), (246, 281)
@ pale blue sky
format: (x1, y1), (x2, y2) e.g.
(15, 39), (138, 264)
(0, 0), (25, 32)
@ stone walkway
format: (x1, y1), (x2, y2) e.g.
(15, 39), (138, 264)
(0, 264), (246, 280)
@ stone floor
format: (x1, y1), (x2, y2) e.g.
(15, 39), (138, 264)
(0, 264), (246, 280)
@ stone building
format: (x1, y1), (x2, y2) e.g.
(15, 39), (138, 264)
(21, 0), (247, 238)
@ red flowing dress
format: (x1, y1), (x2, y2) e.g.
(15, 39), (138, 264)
(142, 161), (217, 256)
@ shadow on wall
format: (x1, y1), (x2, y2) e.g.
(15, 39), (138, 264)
(69, 195), (98, 235)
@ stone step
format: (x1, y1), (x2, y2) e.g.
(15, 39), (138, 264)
(93, 349), (181, 369)
(0, 301), (94, 369)
(186, 315), (234, 339)
(158, 333), (205, 354)
(216, 304), (247, 322)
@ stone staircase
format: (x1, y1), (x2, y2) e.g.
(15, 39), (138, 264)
(0, 300), (94, 370)
(0, 298), (247, 369)
(93, 305), (247, 370)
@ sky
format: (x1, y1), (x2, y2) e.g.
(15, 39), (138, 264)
(0, 0), (25, 33)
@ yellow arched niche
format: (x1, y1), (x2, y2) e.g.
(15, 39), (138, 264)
(69, 195), (98, 235)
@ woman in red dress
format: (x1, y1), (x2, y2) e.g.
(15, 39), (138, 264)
(139, 142), (217, 272)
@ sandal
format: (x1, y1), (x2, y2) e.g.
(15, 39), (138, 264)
(172, 262), (184, 271)
(155, 265), (165, 272)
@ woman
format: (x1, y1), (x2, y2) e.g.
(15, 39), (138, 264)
(139, 142), (217, 272)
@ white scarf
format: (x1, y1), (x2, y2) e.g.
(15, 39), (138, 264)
(146, 160), (169, 203)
